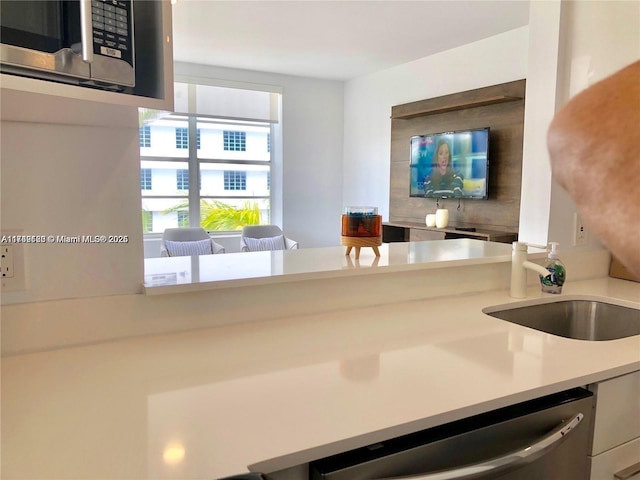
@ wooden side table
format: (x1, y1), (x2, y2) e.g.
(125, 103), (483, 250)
(341, 235), (381, 259)
(341, 210), (382, 259)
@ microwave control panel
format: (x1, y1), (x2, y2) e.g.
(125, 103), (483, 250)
(91, 0), (133, 67)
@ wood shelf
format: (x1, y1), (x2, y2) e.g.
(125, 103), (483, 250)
(389, 79), (526, 237)
(391, 95), (523, 119)
(383, 222), (517, 244)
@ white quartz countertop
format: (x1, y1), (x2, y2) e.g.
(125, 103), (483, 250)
(143, 239), (544, 294)
(3, 277), (640, 479)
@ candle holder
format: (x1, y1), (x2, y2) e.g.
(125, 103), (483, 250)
(341, 207), (382, 259)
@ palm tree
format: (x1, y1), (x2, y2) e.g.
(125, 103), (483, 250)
(163, 200), (261, 231)
(141, 209), (152, 233)
(200, 200), (261, 230)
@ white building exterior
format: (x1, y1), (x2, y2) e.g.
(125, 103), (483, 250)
(140, 118), (271, 233)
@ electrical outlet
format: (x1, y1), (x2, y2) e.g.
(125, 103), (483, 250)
(574, 213), (587, 246)
(1, 244), (15, 278)
(1, 230), (26, 292)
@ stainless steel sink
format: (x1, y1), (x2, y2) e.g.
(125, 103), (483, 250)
(483, 298), (640, 341)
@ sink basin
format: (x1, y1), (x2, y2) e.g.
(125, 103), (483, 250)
(484, 298), (640, 341)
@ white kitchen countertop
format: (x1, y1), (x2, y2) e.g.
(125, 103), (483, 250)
(3, 277), (639, 479)
(143, 239), (544, 294)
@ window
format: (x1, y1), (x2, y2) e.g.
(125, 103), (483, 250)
(176, 127), (201, 150)
(176, 128), (188, 149)
(139, 126), (150, 147)
(140, 81), (280, 239)
(177, 169), (189, 190)
(224, 171), (246, 191)
(140, 168), (152, 190)
(223, 131), (246, 151)
(177, 211), (189, 227)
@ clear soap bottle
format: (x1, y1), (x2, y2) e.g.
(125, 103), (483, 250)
(540, 242), (566, 294)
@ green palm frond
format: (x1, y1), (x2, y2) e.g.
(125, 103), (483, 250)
(201, 200), (261, 230)
(142, 208), (152, 233)
(162, 200), (261, 231)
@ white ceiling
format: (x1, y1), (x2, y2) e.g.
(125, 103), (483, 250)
(171, 0), (530, 81)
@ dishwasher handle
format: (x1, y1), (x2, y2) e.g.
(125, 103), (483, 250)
(378, 413), (584, 480)
(218, 474), (265, 480)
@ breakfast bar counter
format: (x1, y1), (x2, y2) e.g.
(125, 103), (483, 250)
(143, 239), (543, 294)
(3, 273), (639, 479)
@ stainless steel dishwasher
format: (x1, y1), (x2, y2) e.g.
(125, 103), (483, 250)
(309, 387), (594, 480)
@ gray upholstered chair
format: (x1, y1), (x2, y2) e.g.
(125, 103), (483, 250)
(240, 225), (299, 252)
(160, 227), (225, 257)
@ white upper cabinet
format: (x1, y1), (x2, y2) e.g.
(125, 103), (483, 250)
(0, 0), (174, 111)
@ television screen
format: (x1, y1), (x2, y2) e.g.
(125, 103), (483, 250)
(409, 127), (490, 200)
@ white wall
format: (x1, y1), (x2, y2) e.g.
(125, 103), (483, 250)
(1, 90), (143, 304)
(517, 0), (562, 247)
(548, 0), (640, 250)
(343, 27), (530, 221)
(174, 62), (345, 248)
(520, 0), (639, 249)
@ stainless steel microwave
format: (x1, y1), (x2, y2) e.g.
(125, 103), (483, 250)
(0, 0), (135, 90)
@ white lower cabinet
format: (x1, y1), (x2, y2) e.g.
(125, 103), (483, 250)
(589, 371), (640, 480)
(589, 438), (640, 480)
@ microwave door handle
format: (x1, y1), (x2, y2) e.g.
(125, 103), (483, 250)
(377, 413), (584, 480)
(79, 0), (94, 63)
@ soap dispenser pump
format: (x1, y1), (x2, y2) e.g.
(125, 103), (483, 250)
(540, 242), (566, 294)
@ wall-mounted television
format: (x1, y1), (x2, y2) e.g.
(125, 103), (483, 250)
(409, 127), (490, 200)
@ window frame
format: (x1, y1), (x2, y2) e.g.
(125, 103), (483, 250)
(223, 170), (247, 191)
(141, 118), (274, 234)
(139, 125), (151, 148)
(140, 79), (282, 237)
(175, 127), (188, 149)
(140, 168), (152, 190)
(177, 210), (189, 227)
(176, 169), (189, 191)
(223, 130), (247, 152)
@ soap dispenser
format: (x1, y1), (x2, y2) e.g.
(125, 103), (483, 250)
(540, 242), (566, 294)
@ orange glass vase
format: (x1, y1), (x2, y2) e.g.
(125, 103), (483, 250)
(341, 207), (381, 237)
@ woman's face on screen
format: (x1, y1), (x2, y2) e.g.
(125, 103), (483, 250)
(437, 143), (450, 171)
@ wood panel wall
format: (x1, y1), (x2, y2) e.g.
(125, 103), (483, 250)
(389, 79), (526, 233)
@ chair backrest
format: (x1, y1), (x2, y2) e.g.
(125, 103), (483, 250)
(162, 227), (210, 242)
(241, 225), (284, 239)
(241, 224), (299, 252)
(160, 227), (225, 256)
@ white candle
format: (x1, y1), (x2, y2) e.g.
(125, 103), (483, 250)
(435, 209), (449, 228)
(425, 214), (436, 227)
